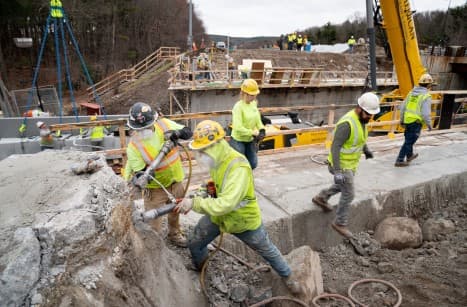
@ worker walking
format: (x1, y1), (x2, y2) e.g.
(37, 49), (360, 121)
(312, 93), (380, 238)
(175, 120), (303, 295)
(36, 121), (55, 151)
(123, 102), (193, 247)
(85, 115), (109, 151)
(347, 35), (356, 53)
(229, 79), (266, 170)
(395, 74), (434, 167)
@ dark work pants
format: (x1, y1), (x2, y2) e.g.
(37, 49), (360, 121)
(396, 122), (422, 162)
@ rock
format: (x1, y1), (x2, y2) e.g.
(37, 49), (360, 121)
(0, 228), (41, 307)
(230, 284), (249, 302)
(248, 287), (272, 305)
(374, 217), (422, 250)
(422, 218), (456, 241)
(31, 293), (43, 305)
(377, 262), (394, 273)
(270, 245), (324, 304)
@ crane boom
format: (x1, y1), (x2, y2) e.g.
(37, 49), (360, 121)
(379, 0), (427, 97)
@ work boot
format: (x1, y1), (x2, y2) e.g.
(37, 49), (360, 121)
(394, 161), (409, 167)
(312, 196), (333, 212)
(407, 153), (419, 162)
(331, 222), (353, 239)
(283, 275), (304, 295)
(168, 230), (187, 247)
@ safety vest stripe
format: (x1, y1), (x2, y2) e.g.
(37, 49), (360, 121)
(339, 116), (363, 154)
(221, 157), (256, 210)
(130, 140), (154, 165)
(154, 119), (181, 170)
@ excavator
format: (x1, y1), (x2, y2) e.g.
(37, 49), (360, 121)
(371, 0), (442, 132)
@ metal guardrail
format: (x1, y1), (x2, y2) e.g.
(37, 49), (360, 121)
(87, 47), (180, 100)
(169, 67), (398, 90)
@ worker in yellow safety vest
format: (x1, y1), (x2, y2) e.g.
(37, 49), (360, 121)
(296, 34), (303, 51)
(50, 0), (63, 18)
(311, 93), (380, 238)
(347, 35), (356, 53)
(174, 120), (304, 295)
(395, 73), (434, 167)
(123, 102), (193, 247)
(84, 115), (109, 151)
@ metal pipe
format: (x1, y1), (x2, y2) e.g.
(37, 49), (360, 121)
(366, 0), (377, 90)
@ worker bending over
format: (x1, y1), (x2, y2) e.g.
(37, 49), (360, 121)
(123, 102), (192, 247)
(312, 93), (380, 238)
(175, 120), (302, 294)
(395, 73), (434, 167)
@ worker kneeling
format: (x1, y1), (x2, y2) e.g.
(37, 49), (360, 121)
(175, 120), (303, 295)
(124, 102), (193, 247)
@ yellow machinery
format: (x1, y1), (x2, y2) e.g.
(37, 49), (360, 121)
(258, 114), (328, 150)
(372, 0), (441, 133)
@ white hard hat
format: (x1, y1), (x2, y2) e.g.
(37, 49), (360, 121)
(418, 73), (433, 85)
(36, 121), (45, 128)
(357, 92), (380, 115)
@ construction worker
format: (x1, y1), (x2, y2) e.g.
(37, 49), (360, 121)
(287, 33), (294, 50)
(227, 56), (236, 80)
(174, 120), (303, 295)
(50, 0), (63, 18)
(123, 102), (192, 247)
(296, 34), (303, 51)
(36, 121), (55, 151)
(229, 79), (265, 170)
(311, 93), (380, 238)
(85, 115), (109, 151)
(395, 73), (434, 167)
(347, 35), (356, 53)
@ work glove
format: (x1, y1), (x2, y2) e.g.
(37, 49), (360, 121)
(165, 130), (181, 143)
(174, 198), (193, 215)
(364, 150), (374, 159)
(131, 171), (149, 189)
(257, 129), (266, 142)
(334, 171), (346, 185)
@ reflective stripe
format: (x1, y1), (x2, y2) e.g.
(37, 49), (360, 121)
(129, 118), (181, 170)
(339, 116), (363, 154)
(221, 157), (256, 210)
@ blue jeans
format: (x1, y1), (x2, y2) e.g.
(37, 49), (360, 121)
(396, 122), (422, 162)
(317, 165), (355, 226)
(229, 138), (258, 169)
(188, 215), (291, 277)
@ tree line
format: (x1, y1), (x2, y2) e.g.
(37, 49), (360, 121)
(300, 4), (466, 49)
(0, 0), (205, 89)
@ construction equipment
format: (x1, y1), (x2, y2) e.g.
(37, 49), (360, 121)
(131, 140), (178, 222)
(258, 113), (328, 150)
(372, 0), (442, 132)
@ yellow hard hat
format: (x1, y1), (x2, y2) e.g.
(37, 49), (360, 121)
(418, 73), (433, 85)
(90, 115), (97, 121)
(240, 79), (260, 96)
(189, 120), (225, 151)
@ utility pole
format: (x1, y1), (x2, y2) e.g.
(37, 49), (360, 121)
(187, 0), (193, 52)
(366, 0), (377, 91)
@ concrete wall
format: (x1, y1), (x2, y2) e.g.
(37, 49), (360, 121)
(187, 85), (394, 128)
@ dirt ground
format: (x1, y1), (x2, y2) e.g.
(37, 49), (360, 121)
(167, 198), (467, 306)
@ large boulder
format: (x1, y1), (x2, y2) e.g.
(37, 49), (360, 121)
(374, 217), (422, 250)
(270, 245), (324, 305)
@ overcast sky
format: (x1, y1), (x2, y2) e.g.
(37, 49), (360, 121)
(192, 0), (466, 37)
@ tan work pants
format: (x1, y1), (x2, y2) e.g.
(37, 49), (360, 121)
(143, 182), (185, 236)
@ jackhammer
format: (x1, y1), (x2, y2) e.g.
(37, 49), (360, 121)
(131, 140), (179, 223)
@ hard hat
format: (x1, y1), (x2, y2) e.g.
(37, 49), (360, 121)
(240, 79), (260, 96)
(189, 120), (225, 151)
(357, 92), (380, 115)
(90, 115), (97, 121)
(127, 102), (157, 130)
(351, 35), (354, 38)
(418, 73), (433, 85)
(36, 121), (45, 128)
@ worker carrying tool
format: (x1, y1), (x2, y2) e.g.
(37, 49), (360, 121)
(174, 120), (303, 295)
(311, 92), (380, 239)
(395, 73), (434, 167)
(123, 102), (192, 247)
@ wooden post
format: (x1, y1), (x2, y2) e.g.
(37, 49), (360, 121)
(118, 124), (127, 166)
(328, 104), (335, 125)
